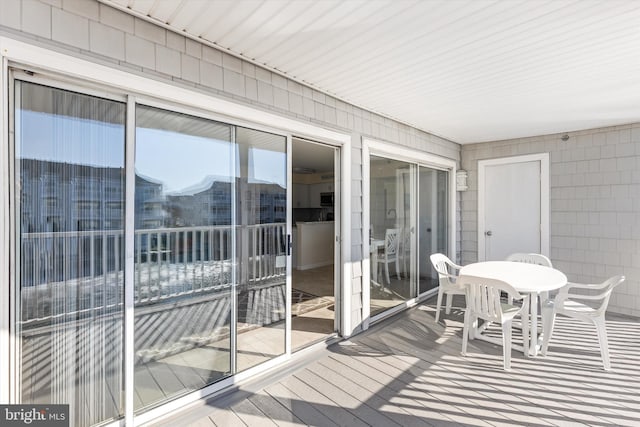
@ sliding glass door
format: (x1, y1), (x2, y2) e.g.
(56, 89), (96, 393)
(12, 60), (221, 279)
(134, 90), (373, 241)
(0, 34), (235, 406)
(234, 127), (287, 372)
(133, 105), (234, 410)
(15, 81), (126, 426)
(12, 78), (290, 425)
(369, 154), (449, 318)
(369, 156), (415, 317)
(133, 112), (288, 409)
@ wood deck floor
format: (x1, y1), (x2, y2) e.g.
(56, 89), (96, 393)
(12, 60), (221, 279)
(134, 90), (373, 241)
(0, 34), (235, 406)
(154, 296), (640, 427)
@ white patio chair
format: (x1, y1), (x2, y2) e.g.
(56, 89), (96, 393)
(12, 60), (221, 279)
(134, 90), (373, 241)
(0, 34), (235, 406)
(429, 253), (465, 323)
(505, 252), (552, 267)
(541, 275), (625, 370)
(460, 275), (529, 370)
(376, 228), (400, 285)
(505, 253), (553, 304)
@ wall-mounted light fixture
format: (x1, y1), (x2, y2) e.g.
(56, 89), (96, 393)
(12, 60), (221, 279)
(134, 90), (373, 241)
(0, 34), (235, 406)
(561, 134), (570, 141)
(456, 170), (468, 191)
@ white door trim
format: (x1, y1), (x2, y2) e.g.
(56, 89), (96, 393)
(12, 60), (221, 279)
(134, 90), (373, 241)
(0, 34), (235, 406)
(0, 56), (9, 404)
(477, 153), (550, 261)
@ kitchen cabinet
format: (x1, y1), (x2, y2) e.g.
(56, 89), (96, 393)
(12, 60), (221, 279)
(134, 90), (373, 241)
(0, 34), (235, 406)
(293, 181), (333, 208)
(293, 183), (310, 208)
(308, 183), (334, 208)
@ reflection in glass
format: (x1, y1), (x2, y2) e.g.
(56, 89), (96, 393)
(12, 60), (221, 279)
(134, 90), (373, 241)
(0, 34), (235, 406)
(369, 156), (450, 316)
(134, 105), (233, 411)
(235, 127), (287, 372)
(369, 156), (414, 317)
(15, 81), (126, 426)
(418, 167), (449, 294)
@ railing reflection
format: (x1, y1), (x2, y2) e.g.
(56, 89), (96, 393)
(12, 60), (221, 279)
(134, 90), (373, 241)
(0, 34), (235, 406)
(20, 223), (287, 323)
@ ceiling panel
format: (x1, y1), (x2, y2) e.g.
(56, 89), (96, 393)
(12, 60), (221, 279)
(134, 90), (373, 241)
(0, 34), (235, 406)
(102, 0), (640, 143)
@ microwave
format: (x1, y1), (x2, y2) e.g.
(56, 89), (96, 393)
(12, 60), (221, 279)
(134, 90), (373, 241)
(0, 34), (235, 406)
(320, 192), (334, 206)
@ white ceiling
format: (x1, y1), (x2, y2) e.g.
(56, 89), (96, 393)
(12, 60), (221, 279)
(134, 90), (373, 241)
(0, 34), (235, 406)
(293, 138), (335, 173)
(104, 0), (640, 144)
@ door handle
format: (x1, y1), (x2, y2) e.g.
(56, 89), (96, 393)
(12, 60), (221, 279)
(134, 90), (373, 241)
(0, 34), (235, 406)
(485, 230), (492, 236)
(287, 234), (292, 255)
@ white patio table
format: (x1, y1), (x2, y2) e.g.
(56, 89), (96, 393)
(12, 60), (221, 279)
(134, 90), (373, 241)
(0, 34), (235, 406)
(459, 261), (567, 356)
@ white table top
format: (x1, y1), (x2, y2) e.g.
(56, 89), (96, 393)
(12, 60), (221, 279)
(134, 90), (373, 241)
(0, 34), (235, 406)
(459, 261), (567, 293)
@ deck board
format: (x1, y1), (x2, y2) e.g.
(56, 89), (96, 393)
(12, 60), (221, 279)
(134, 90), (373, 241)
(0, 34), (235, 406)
(186, 416), (215, 427)
(352, 338), (515, 425)
(228, 398), (279, 426)
(246, 390), (306, 427)
(278, 375), (369, 427)
(264, 382), (340, 427)
(316, 357), (437, 427)
(312, 358), (425, 426)
(323, 351), (445, 427)
(296, 366), (403, 427)
(209, 407), (246, 427)
(292, 369), (386, 427)
(156, 297), (640, 426)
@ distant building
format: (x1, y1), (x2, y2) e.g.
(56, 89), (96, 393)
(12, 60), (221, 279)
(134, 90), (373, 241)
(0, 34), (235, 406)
(19, 159), (126, 233)
(134, 174), (166, 229)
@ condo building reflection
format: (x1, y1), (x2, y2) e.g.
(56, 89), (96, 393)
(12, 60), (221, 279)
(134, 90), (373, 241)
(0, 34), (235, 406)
(21, 159), (286, 290)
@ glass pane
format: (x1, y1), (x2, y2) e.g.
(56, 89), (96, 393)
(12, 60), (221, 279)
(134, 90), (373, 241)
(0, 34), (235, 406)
(418, 167), (449, 294)
(369, 155), (413, 317)
(235, 127), (287, 372)
(15, 81), (126, 426)
(134, 105), (233, 411)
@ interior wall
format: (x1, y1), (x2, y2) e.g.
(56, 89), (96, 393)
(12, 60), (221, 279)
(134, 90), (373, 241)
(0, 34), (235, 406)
(0, 0), (460, 334)
(461, 124), (640, 317)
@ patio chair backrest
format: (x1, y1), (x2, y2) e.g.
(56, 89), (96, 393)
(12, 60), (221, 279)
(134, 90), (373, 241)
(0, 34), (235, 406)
(384, 228), (400, 256)
(458, 275), (524, 323)
(506, 252), (552, 267)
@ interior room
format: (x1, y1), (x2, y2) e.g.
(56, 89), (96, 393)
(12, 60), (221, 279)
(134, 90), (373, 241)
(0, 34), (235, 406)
(291, 138), (338, 350)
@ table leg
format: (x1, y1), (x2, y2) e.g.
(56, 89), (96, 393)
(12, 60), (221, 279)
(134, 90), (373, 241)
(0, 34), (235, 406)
(371, 250), (378, 281)
(529, 292), (539, 356)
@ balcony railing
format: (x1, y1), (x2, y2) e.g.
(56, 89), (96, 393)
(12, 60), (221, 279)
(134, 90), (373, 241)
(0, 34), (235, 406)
(19, 223), (287, 324)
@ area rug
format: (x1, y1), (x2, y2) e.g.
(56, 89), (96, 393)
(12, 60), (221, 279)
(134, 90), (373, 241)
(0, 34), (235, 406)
(291, 288), (333, 316)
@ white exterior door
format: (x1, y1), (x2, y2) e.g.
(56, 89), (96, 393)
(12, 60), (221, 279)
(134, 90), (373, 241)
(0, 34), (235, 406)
(478, 154), (549, 261)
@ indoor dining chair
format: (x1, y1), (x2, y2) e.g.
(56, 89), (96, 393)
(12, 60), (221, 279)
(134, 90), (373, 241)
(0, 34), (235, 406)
(541, 275), (625, 370)
(460, 275), (529, 370)
(400, 227), (412, 279)
(429, 253), (465, 323)
(376, 228), (400, 285)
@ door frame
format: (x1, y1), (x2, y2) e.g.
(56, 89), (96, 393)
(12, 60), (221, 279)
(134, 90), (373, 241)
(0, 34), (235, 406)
(477, 153), (550, 261)
(362, 137), (457, 329)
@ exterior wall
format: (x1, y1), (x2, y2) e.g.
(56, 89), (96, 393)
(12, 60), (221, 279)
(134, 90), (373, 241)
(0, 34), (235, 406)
(461, 124), (640, 317)
(0, 0), (460, 334)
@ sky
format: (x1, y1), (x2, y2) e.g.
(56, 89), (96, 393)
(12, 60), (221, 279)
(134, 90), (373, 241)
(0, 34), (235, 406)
(18, 110), (287, 193)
